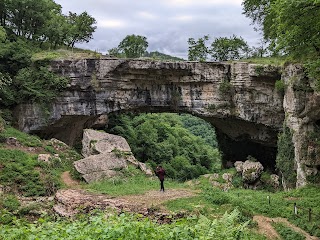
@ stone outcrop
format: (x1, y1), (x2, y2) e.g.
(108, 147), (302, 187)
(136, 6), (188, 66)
(74, 129), (152, 182)
(12, 58), (320, 187)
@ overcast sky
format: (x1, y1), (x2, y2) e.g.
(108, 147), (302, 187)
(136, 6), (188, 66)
(54, 0), (261, 59)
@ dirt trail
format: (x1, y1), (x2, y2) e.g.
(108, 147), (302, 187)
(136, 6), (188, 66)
(61, 171), (81, 188)
(253, 215), (319, 240)
(120, 189), (197, 211)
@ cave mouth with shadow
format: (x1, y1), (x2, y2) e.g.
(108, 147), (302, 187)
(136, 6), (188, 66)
(216, 130), (277, 172)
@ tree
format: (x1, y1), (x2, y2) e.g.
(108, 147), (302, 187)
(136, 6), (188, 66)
(242, 0), (320, 58)
(3, 0), (61, 40)
(41, 11), (70, 49)
(210, 35), (250, 61)
(0, 26), (6, 42)
(269, 0), (320, 58)
(65, 11), (97, 48)
(117, 34), (148, 58)
(187, 35), (209, 61)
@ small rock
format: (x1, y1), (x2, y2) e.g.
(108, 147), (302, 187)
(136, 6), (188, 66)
(38, 154), (51, 163)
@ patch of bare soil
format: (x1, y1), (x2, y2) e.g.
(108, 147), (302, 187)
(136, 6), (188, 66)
(253, 215), (319, 240)
(2, 143), (44, 154)
(53, 188), (197, 222)
(120, 189), (197, 212)
(61, 171), (81, 188)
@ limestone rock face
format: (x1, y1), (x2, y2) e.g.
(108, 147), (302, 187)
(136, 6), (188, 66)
(283, 64), (320, 187)
(14, 58), (320, 187)
(74, 129), (152, 182)
(13, 60), (284, 147)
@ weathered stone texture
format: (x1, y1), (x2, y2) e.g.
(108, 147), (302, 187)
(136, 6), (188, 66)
(74, 129), (153, 182)
(82, 129), (131, 157)
(14, 59), (320, 187)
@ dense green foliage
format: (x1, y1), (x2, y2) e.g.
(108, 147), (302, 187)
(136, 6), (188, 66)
(242, 0), (320, 86)
(187, 35), (210, 62)
(0, 1), (97, 108)
(211, 35), (250, 61)
(273, 222), (305, 240)
(187, 35), (250, 61)
(0, 0), (96, 48)
(276, 125), (296, 189)
(107, 113), (221, 180)
(0, 210), (251, 240)
(109, 34), (148, 58)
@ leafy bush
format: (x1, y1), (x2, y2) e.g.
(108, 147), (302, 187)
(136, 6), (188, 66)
(0, 195), (20, 212)
(14, 65), (69, 104)
(275, 79), (285, 92)
(203, 188), (231, 205)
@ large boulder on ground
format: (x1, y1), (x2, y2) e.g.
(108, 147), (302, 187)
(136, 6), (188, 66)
(74, 129), (153, 182)
(82, 129), (131, 157)
(74, 152), (136, 183)
(242, 160), (264, 184)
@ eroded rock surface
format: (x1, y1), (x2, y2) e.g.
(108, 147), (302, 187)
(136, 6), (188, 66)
(13, 59), (320, 187)
(82, 129), (131, 157)
(74, 129), (152, 182)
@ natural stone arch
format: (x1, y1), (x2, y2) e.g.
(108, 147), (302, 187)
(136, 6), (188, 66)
(14, 59), (284, 172)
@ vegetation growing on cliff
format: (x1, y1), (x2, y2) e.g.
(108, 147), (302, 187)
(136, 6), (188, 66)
(276, 125), (296, 189)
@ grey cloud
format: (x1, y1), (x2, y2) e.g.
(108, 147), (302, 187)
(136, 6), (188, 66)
(55, 0), (260, 59)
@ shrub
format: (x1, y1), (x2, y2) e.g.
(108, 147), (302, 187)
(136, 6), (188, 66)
(275, 79), (285, 92)
(203, 187), (231, 205)
(218, 79), (232, 95)
(276, 125), (296, 189)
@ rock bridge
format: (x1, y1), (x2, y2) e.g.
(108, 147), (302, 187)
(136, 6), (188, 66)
(14, 59), (320, 187)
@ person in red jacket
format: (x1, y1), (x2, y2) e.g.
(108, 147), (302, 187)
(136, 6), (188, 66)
(155, 165), (165, 192)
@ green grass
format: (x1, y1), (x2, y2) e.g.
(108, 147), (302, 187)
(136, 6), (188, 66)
(0, 127), (42, 147)
(163, 178), (320, 238)
(85, 169), (186, 196)
(31, 48), (102, 61)
(273, 222), (305, 240)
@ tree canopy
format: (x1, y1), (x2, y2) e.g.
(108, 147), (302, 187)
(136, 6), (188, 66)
(114, 34), (149, 58)
(107, 113), (221, 180)
(242, 0), (320, 58)
(187, 35), (210, 62)
(211, 35), (249, 61)
(0, 0), (96, 48)
(187, 35), (249, 61)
